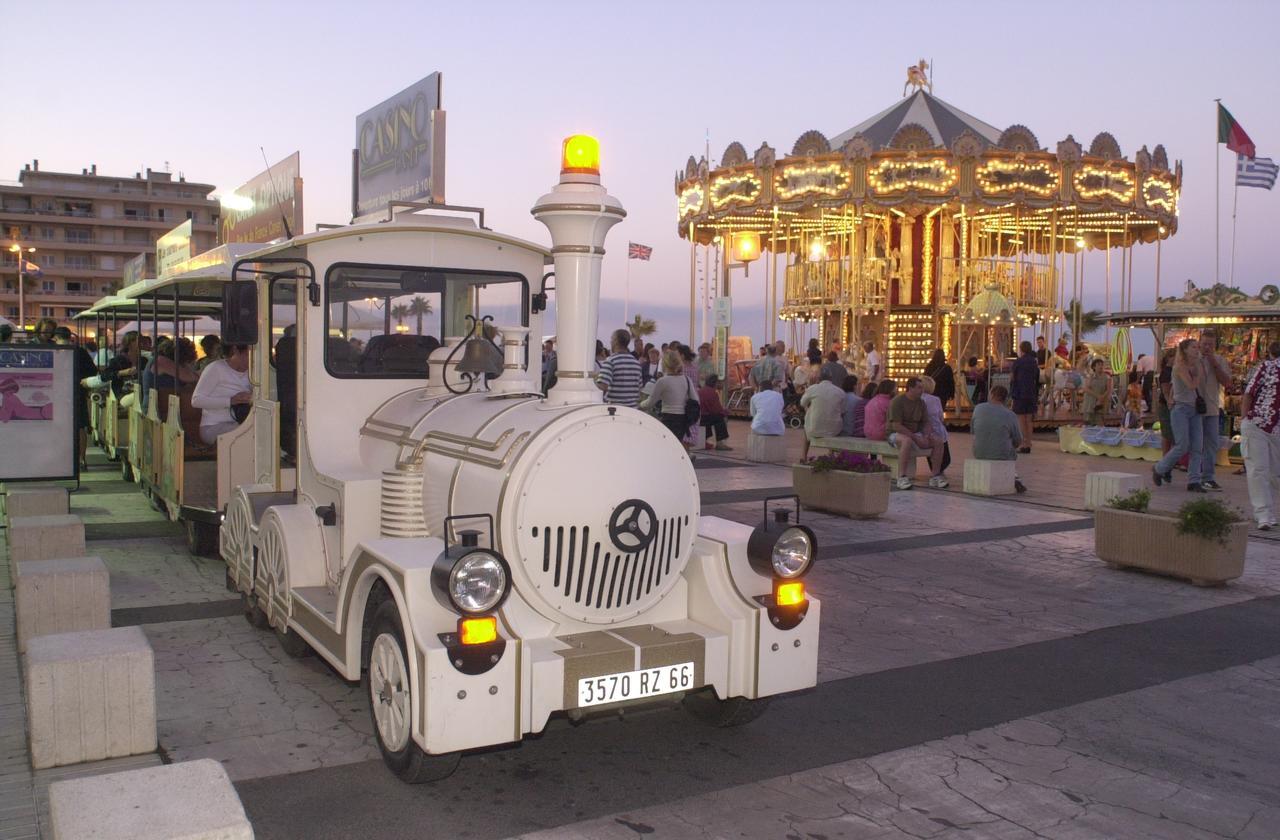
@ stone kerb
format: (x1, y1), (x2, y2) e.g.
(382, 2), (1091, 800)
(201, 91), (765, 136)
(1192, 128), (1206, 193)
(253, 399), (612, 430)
(3, 484), (69, 523)
(25, 626), (156, 769)
(49, 758), (253, 840)
(7, 514), (85, 580)
(963, 459), (1018, 496)
(1084, 471), (1145, 510)
(14, 556), (110, 653)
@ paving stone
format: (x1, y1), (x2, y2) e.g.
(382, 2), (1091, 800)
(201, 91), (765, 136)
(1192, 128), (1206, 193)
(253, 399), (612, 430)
(14, 557), (110, 653)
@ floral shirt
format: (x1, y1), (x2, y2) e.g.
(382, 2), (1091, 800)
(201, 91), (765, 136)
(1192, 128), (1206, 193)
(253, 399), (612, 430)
(1245, 358), (1280, 433)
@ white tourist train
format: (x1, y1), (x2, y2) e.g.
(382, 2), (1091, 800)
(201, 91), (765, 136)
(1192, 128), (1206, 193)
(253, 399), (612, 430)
(214, 136), (821, 781)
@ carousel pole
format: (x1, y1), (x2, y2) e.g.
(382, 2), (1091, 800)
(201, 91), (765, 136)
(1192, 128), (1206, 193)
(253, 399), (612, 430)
(1155, 233), (1163, 301)
(1104, 228), (1111, 343)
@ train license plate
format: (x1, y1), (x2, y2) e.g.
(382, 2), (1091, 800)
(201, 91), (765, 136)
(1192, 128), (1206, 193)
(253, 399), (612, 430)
(577, 662), (695, 708)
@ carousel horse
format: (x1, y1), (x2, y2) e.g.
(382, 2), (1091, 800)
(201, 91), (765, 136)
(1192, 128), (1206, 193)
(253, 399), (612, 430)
(904, 60), (932, 96)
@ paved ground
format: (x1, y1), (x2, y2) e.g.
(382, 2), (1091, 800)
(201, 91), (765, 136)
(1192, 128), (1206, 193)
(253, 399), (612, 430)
(2, 428), (1279, 839)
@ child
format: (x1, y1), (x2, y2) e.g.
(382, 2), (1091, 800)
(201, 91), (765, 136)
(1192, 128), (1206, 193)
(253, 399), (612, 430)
(1081, 359), (1111, 427)
(1122, 371), (1144, 429)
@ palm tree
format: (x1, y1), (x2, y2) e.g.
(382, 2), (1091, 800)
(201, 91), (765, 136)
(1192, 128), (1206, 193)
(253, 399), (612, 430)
(407, 296), (433, 336)
(390, 304), (409, 330)
(626, 313), (657, 343)
(1061, 298), (1105, 340)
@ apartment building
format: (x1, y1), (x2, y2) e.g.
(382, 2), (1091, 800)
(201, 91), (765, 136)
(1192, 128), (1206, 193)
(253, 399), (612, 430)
(0, 160), (218, 332)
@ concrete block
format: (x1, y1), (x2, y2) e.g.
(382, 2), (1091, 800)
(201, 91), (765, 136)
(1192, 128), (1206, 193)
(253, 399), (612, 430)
(15, 556), (110, 653)
(1085, 471), (1145, 511)
(963, 458), (1018, 496)
(49, 758), (253, 840)
(4, 484), (68, 522)
(747, 431), (787, 463)
(8, 515), (85, 579)
(25, 626), (155, 769)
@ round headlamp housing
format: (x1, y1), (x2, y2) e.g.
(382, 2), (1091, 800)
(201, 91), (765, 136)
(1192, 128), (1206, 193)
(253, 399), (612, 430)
(432, 547), (513, 616)
(747, 514), (817, 581)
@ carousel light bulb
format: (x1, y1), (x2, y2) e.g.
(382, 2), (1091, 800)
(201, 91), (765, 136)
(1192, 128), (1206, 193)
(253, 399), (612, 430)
(808, 240), (826, 262)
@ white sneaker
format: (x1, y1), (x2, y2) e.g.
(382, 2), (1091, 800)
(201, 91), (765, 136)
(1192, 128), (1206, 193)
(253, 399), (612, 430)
(895, 476), (914, 491)
(929, 475), (949, 489)
(1261, 521), (1276, 531)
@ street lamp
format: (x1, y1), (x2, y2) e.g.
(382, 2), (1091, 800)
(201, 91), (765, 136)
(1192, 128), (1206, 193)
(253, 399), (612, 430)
(9, 242), (36, 332)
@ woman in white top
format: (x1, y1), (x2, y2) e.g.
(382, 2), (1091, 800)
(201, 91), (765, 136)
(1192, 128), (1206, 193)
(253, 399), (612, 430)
(642, 349), (695, 444)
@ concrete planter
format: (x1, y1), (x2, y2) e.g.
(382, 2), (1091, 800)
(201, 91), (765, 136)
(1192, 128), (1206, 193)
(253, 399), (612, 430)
(792, 464), (890, 519)
(1094, 507), (1248, 586)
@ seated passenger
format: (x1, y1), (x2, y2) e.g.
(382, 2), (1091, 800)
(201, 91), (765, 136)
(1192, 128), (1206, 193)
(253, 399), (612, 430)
(141, 337), (198, 412)
(191, 343), (252, 445)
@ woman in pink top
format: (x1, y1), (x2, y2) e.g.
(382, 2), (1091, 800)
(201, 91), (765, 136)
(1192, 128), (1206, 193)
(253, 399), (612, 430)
(861, 378), (898, 440)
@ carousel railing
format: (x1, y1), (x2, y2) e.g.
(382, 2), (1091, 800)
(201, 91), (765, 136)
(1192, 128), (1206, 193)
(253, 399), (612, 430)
(936, 258), (1056, 313)
(783, 258), (889, 311)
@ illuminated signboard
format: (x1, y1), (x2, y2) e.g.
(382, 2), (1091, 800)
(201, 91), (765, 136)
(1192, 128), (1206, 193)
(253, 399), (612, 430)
(220, 152), (304, 244)
(155, 220), (193, 278)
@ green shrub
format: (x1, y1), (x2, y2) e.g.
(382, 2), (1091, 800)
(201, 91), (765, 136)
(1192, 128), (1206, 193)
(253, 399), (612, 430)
(1106, 488), (1151, 512)
(1176, 498), (1243, 544)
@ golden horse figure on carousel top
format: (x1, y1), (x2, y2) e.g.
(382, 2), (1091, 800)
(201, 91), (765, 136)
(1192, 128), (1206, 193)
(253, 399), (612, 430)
(904, 59), (932, 97)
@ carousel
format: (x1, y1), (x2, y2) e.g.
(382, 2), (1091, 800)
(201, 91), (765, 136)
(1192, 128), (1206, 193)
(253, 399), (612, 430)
(674, 62), (1182, 399)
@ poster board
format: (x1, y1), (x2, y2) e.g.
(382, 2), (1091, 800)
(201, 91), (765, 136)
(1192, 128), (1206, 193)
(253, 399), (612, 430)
(353, 72), (445, 218)
(0, 345), (78, 483)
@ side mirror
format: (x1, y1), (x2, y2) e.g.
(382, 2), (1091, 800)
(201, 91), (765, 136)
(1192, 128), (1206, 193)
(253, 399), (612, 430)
(221, 281), (259, 345)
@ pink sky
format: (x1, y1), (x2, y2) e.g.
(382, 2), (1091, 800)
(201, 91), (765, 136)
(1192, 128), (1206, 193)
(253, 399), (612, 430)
(7, 0), (1280, 347)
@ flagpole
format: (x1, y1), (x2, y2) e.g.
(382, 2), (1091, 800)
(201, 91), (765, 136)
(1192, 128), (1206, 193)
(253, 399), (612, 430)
(1215, 98), (1221, 285)
(1230, 167), (1240, 286)
(624, 252), (631, 325)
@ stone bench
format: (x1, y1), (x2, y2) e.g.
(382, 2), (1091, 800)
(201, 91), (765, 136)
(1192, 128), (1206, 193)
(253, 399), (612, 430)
(810, 436), (901, 473)
(15, 556), (110, 653)
(3, 484), (68, 523)
(963, 459), (1018, 496)
(8, 515), (85, 581)
(1084, 471), (1145, 510)
(25, 626), (155, 769)
(49, 758), (253, 840)
(747, 431), (787, 463)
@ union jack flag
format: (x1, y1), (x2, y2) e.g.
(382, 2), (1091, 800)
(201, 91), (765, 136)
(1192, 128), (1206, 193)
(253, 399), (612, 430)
(628, 242), (653, 261)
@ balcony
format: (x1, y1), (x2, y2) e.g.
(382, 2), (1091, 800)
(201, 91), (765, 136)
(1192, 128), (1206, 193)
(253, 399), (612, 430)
(783, 258), (890, 314)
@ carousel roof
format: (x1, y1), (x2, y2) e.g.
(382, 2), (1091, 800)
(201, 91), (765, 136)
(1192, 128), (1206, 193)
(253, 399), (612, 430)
(830, 91), (1003, 151)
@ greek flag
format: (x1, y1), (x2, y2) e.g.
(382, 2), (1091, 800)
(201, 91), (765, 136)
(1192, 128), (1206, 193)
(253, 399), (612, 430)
(1237, 154), (1279, 190)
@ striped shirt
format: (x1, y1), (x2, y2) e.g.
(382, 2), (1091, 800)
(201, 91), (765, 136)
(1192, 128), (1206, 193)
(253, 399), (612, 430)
(598, 351), (643, 407)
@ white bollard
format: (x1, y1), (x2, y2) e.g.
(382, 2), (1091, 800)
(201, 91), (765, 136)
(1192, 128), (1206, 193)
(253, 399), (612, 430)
(963, 459), (1018, 496)
(1084, 471), (1146, 510)
(4, 484), (69, 523)
(25, 626), (156, 769)
(49, 759), (253, 840)
(7, 515), (85, 580)
(14, 556), (111, 653)
(747, 432), (786, 463)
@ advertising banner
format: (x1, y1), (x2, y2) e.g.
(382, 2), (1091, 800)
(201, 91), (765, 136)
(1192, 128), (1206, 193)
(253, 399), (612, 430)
(123, 252), (147, 286)
(220, 152), (304, 244)
(354, 72), (445, 217)
(0, 345), (77, 482)
(156, 220), (193, 278)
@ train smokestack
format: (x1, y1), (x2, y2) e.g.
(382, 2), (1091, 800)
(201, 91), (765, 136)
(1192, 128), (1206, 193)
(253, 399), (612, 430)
(530, 135), (626, 405)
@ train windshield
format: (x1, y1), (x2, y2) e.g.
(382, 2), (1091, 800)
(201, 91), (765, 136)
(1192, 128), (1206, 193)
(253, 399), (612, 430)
(324, 263), (527, 378)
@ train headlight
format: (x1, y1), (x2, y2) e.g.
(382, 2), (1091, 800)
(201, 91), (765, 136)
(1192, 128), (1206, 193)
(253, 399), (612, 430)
(431, 529), (512, 616)
(747, 499), (817, 581)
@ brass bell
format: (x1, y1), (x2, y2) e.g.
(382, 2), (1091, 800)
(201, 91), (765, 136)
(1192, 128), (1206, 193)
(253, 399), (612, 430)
(456, 336), (503, 377)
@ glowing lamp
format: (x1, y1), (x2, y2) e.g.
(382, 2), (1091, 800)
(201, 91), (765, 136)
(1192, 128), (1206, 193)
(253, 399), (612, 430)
(733, 231), (761, 263)
(775, 581), (805, 607)
(808, 239), (827, 262)
(561, 134), (601, 176)
(458, 616), (498, 646)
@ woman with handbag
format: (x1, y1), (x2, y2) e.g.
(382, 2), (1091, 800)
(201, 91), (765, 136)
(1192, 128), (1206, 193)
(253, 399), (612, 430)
(1153, 338), (1206, 492)
(642, 349), (698, 448)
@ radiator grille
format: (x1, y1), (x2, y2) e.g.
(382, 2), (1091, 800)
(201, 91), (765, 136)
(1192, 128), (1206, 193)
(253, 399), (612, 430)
(532, 516), (689, 611)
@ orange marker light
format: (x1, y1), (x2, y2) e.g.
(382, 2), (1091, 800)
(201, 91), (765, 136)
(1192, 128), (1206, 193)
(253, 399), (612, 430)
(775, 581), (805, 607)
(561, 134), (601, 175)
(459, 616), (498, 645)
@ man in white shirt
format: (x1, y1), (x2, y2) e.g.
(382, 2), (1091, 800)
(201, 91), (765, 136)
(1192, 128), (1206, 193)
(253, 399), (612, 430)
(192, 343), (252, 444)
(863, 341), (882, 384)
(749, 379), (785, 436)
